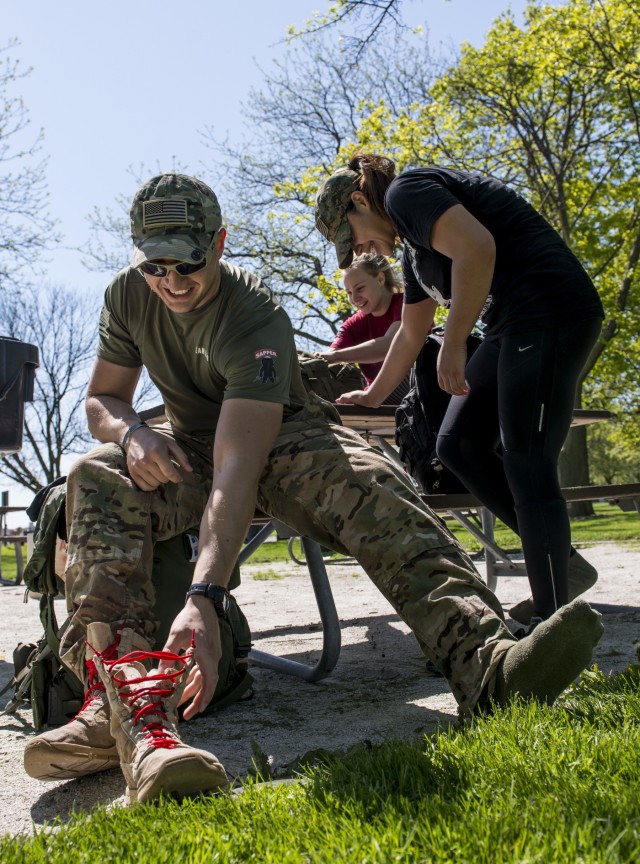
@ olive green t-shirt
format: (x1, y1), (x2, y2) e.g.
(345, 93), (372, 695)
(97, 260), (308, 435)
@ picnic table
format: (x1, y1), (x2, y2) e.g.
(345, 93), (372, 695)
(338, 404), (639, 588)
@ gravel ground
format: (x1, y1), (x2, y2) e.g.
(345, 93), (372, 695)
(1, 541), (639, 838)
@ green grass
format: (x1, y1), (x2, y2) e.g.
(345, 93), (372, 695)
(2, 665), (640, 862)
(2, 506), (639, 860)
(250, 569), (286, 581)
(0, 543), (21, 583)
(244, 539), (294, 564)
(245, 504), (639, 566)
(246, 539), (348, 565)
(446, 502), (640, 555)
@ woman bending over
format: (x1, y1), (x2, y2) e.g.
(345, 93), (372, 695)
(314, 152), (603, 631)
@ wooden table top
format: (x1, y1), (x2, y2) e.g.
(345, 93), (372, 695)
(337, 405), (615, 439)
(143, 402), (614, 439)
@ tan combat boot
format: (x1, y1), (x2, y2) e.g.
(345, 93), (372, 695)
(89, 623), (228, 805)
(23, 627), (123, 780)
(509, 551), (598, 626)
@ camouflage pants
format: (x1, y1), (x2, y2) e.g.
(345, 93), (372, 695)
(61, 396), (516, 714)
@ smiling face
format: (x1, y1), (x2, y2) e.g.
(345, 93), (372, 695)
(346, 195), (397, 258)
(343, 265), (392, 317)
(140, 231), (225, 313)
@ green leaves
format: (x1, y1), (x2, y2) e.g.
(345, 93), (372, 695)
(309, 0), (638, 472)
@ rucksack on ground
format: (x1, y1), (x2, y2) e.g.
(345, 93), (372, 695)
(1, 479), (254, 731)
(395, 328), (483, 495)
(297, 349), (366, 402)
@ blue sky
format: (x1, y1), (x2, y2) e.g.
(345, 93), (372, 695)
(2, 0), (539, 522)
(4, 0), (541, 296)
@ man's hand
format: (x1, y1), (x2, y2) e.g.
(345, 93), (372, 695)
(85, 358), (195, 490)
(125, 426), (193, 491)
(436, 342), (469, 396)
(160, 597), (222, 721)
(335, 389), (380, 407)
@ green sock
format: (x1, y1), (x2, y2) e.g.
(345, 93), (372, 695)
(494, 598), (604, 707)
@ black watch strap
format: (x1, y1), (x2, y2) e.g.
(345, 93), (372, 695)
(185, 582), (230, 617)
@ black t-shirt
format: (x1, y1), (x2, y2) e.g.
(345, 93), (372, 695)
(384, 168), (604, 334)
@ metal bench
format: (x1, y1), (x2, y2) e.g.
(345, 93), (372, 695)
(420, 483), (640, 592)
(244, 482), (640, 680)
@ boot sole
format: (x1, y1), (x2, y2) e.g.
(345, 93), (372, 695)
(24, 740), (120, 780)
(133, 753), (229, 803)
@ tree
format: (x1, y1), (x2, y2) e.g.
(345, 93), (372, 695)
(0, 285), (161, 493)
(288, 1), (407, 59)
(83, 35), (437, 347)
(82, 2), (639, 500)
(587, 419), (640, 485)
(0, 286), (99, 491)
(316, 0), (639, 503)
(0, 39), (58, 294)
(199, 34), (437, 346)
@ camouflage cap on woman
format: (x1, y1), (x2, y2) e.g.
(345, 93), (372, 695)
(130, 173), (223, 267)
(314, 168), (361, 268)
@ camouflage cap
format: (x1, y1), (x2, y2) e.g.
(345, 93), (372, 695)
(314, 168), (361, 268)
(130, 173), (223, 267)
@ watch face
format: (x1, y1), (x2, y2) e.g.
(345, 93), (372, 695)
(208, 586), (230, 615)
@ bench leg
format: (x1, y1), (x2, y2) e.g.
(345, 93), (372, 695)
(480, 508), (498, 593)
(448, 508), (523, 593)
(237, 521), (276, 564)
(247, 532), (342, 682)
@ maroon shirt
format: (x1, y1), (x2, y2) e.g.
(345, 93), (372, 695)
(330, 292), (404, 385)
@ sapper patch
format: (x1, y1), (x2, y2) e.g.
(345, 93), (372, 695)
(255, 349), (278, 384)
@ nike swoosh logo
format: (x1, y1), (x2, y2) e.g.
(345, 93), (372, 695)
(518, 345), (534, 352)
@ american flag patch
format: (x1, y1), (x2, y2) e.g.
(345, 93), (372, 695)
(143, 198), (189, 228)
(315, 215), (331, 240)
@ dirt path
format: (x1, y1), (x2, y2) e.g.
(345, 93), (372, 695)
(1, 542), (639, 838)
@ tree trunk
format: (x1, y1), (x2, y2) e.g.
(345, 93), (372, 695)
(559, 387), (594, 518)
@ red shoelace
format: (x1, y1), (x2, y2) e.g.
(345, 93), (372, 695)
(75, 639), (120, 719)
(90, 642), (195, 750)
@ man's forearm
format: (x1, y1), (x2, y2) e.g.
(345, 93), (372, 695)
(86, 394), (141, 446)
(187, 398), (283, 590)
(193, 473), (260, 589)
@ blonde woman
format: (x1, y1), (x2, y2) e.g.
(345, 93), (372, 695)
(318, 253), (410, 403)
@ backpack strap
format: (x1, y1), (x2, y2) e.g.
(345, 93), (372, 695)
(22, 481), (67, 597)
(0, 644), (36, 701)
(40, 593), (64, 663)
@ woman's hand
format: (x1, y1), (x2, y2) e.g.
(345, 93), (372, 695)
(436, 342), (470, 396)
(335, 389), (380, 407)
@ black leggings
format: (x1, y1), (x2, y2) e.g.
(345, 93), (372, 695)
(436, 318), (602, 620)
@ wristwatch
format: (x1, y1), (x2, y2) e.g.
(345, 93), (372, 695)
(185, 583), (230, 617)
